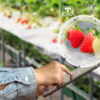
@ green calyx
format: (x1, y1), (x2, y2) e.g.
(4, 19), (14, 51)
(65, 23), (85, 39)
(93, 27), (100, 39)
(86, 27), (94, 35)
(86, 26), (100, 39)
(86, 27), (98, 37)
(75, 23), (84, 32)
(86, 29), (93, 35)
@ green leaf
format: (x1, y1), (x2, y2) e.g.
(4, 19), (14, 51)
(87, 26), (90, 32)
(75, 23), (79, 29)
(93, 27), (100, 38)
(80, 29), (84, 32)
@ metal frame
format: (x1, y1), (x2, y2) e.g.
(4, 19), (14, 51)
(1, 29), (22, 68)
(58, 57), (64, 100)
(1, 29), (5, 67)
(17, 51), (21, 68)
(23, 41), (26, 67)
(89, 77), (94, 100)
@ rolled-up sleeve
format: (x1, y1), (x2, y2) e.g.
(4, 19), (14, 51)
(0, 67), (36, 100)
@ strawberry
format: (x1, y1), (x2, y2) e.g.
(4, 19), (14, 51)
(21, 18), (29, 24)
(24, 18), (28, 23)
(17, 17), (21, 22)
(28, 24), (31, 29)
(93, 37), (100, 55)
(28, 25), (31, 29)
(21, 20), (25, 24)
(80, 30), (95, 53)
(26, 24), (31, 30)
(52, 37), (56, 43)
(67, 29), (85, 48)
(7, 14), (11, 18)
(15, 17), (21, 23)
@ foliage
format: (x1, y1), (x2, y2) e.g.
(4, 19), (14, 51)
(74, 75), (100, 99)
(0, 31), (52, 65)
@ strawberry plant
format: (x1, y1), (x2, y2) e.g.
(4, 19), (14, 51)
(74, 75), (100, 100)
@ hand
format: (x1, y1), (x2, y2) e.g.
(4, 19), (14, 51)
(35, 85), (55, 97)
(34, 61), (73, 86)
(34, 61), (73, 97)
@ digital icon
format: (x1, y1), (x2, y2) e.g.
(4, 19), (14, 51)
(88, 4), (98, 14)
(46, 22), (58, 30)
(45, 45), (58, 54)
(62, 6), (73, 16)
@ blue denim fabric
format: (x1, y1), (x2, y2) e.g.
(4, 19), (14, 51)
(0, 67), (36, 100)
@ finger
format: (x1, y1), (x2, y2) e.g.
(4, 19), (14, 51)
(60, 73), (64, 85)
(60, 64), (73, 80)
(61, 71), (65, 80)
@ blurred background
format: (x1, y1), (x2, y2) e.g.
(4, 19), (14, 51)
(0, 0), (100, 100)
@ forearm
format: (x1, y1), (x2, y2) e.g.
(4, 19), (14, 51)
(0, 67), (36, 100)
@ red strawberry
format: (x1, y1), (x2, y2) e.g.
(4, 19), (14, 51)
(24, 19), (28, 23)
(21, 18), (29, 24)
(67, 29), (85, 48)
(26, 24), (31, 30)
(28, 25), (31, 29)
(21, 20), (25, 24)
(24, 18), (29, 23)
(52, 38), (56, 43)
(27, 24), (31, 29)
(17, 17), (21, 22)
(80, 31), (95, 53)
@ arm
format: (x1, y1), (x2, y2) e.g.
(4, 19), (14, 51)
(0, 61), (73, 100)
(0, 67), (36, 100)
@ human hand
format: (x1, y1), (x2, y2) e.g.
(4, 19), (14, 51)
(34, 61), (73, 86)
(34, 61), (73, 89)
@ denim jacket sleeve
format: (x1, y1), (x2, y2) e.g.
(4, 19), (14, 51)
(0, 67), (36, 100)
